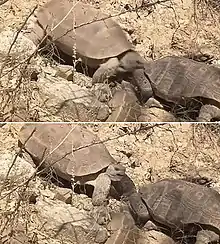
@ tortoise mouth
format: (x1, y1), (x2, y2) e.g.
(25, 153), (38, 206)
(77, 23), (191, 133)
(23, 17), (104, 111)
(106, 164), (125, 180)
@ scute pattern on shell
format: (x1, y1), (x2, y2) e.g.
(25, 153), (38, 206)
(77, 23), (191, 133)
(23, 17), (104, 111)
(144, 56), (220, 103)
(140, 179), (220, 231)
(19, 124), (115, 181)
(31, 0), (132, 60)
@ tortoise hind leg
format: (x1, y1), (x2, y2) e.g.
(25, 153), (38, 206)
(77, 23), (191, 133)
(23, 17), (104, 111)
(92, 58), (120, 84)
(197, 104), (220, 122)
(195, 230), (219, 244)
(92, 173), (111, 206)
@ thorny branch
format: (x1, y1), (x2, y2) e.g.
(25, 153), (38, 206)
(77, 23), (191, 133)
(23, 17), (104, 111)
(0, 5), (38, 80)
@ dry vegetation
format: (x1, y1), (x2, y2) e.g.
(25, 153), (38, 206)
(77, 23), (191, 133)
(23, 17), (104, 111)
(0, 123), (219, 243)
(0, 0), (220, 121)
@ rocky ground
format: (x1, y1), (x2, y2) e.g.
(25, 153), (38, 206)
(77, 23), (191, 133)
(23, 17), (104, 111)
(0, 0), (220, 122)
(0, 122), (219, 243)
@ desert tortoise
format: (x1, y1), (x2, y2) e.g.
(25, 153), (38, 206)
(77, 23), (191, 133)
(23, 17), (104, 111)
(26, 0), (146, 83)
(18, 123), (148, 220)
(131, 56), (220, 121)
(18, 123), (126, 206)
(129, 179), (220, 244)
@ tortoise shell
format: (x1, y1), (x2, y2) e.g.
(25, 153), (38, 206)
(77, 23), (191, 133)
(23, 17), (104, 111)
(30, 0), (133, 63)
(144, 56), (220, 104)
(18, 124), (116, 181)
(140, 179), (220, 231)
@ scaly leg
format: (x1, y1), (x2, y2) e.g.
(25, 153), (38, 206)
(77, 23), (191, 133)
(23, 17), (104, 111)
(92, 58), (120, 84)
(92, 173), (111, 206)
(131, 68), (153, 103)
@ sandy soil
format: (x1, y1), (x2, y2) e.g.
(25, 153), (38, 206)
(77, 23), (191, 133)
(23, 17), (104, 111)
(1, 0), (220, 122)
(0, 123), (220, 243)
(1, 0), (220, 60)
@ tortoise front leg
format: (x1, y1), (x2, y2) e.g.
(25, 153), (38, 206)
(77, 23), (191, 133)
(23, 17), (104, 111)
(92, 173), (111, 206)
(197, 104), (220, 122)
(131, 68), (153, 103)
(195, 230), (219, 244)
(130, 69), (164, 108)
(127, 191), (150, 225)
(92, 57), (120, 84)
(113, 174), (150, 224)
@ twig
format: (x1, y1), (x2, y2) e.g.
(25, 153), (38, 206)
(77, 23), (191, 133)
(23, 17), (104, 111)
(0, 0), (9, 6)
(0, 0), (169, 80)
(0, 5), (38, 80)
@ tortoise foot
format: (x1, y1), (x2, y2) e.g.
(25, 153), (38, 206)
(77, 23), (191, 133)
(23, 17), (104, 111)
(128, 192), (149, 224)
(92, 173), (111, 206)
(92, 57), (120, 84)
(131, 68), (153, 103)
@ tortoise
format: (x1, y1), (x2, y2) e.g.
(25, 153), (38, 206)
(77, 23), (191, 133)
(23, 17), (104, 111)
(131, 56), (220, 121)
(128, 179), (220, 244)
(18, 123), (149, 220)
(26, 0), (146, 84)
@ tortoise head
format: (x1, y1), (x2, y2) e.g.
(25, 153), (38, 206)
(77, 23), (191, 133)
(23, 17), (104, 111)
(118, 51), (146, 73)
(106, 164), (126, 181)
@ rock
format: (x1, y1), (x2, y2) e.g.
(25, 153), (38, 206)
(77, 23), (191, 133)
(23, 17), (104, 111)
(0, 151), (35, 182)
(139, 107), (176, 122)
(0, 222), (31, 244)
(106, 209), (139, 244)
(107, 81), (141, 122)
(32, 73), (110, 122)
(53, 65), (74, 81)
(53, 187), (72, 204)
(0, 30), (36, 59)
(137, 230), (175, 244)
(35, 198), (108, 243)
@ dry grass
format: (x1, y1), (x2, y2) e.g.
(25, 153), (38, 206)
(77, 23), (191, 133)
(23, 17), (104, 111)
(0, 0), (219, 121)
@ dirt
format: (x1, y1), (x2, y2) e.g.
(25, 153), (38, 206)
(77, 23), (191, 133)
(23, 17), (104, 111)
(0, 123), (220, 243)
(0, 0), (220, 242)
(1, 0), (220, 60)
(0, 0), (220, 121)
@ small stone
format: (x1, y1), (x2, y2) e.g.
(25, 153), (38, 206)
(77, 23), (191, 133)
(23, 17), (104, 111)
(54, 187), (72, 204)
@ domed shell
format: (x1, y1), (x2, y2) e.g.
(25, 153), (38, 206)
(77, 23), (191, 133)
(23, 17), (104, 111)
(19, 124), (116, 181)
(33, 0), (133, 60)
(140, 179), (220, 231)
(145, 56), (220, 104)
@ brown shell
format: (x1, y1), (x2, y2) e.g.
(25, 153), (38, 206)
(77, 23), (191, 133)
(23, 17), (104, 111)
(19, 124), (115, 181)
(144, 56), (220, 103)
(33, 0), (133, 60)
(140, 179), (220, 231)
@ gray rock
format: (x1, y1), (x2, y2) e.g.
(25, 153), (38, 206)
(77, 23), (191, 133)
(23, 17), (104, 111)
(137, 230), (175, 244)
(35, 198), (108, 243)
(107, 81), (141, 122)
(139, 107), (176, 122)
(0, 151), (35, 182)
(33, 73), (110, 121)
